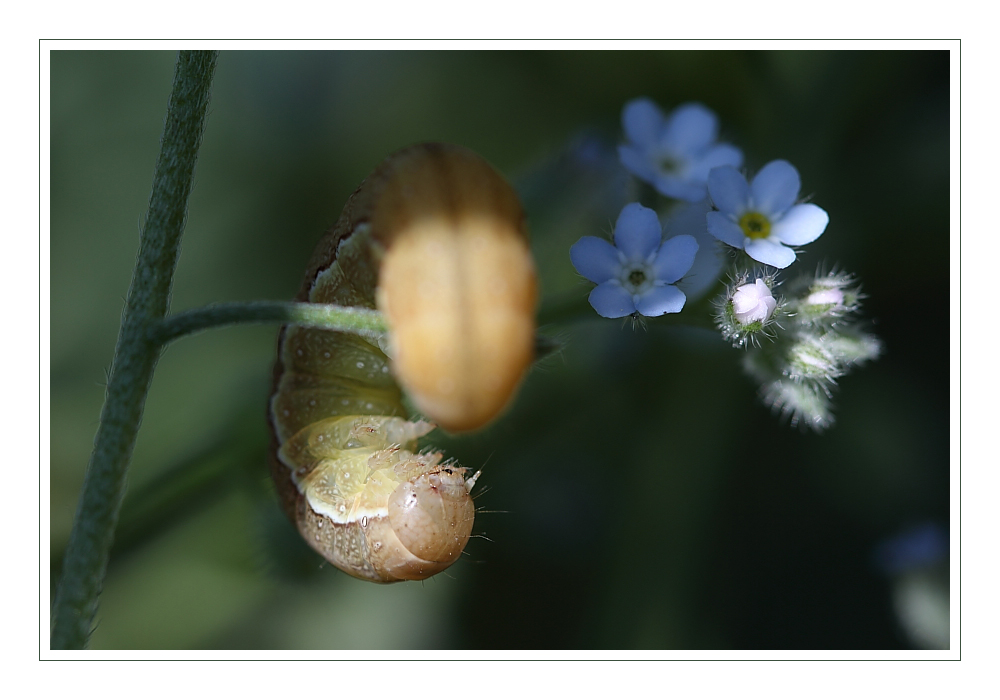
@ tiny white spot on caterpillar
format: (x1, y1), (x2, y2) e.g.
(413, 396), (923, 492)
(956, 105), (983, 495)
(356, 361), (365, 369)
(361, 516), (368, 528)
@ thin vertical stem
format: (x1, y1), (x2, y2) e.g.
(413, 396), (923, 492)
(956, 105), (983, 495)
(51, 50), (219, 650)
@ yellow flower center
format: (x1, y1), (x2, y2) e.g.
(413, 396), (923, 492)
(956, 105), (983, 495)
(739, 211), (772, 240)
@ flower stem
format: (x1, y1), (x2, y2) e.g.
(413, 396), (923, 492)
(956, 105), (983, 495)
(50, 51), (219, 650)
(152, 301), (388, 346)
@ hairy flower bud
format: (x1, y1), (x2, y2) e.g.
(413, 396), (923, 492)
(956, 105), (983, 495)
(787, 269), (862, 327)
(732, 278), (777, 325)
(805, 288), (844, 306)
(762, 378), (834, 430)
(715, 272), (782, 348)
(785, 334), (842, 383)
(821, 327), (882, 366)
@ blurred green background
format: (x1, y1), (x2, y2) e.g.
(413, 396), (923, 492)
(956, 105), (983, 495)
(50, 49), (950, 650)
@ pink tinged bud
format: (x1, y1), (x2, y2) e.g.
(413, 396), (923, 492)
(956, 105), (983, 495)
(732, 279), (776, 325)
(806, 288), (844, 306)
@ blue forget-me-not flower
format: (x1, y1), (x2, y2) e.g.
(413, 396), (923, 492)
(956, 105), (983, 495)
(618, 98), (743, 202)
(706, 160), (829, 269)
(570, 203), (698, 318)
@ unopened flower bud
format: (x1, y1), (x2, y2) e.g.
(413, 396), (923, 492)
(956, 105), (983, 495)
(822, 328), (882, 366)
(763, 378), (834, 431)
(785, 334), (841, 383)
(714, 272), (782, 349)
(732, 278), (777, 325)
(789, 270), (862, 326)
(805, 288), (844, 307)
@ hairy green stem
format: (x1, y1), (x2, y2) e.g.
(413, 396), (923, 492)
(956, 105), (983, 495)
(152, 301), (389, 346)
(51, 51), (219, 650)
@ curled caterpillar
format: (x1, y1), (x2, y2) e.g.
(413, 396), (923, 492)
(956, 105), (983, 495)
(268, 143), (536, 582)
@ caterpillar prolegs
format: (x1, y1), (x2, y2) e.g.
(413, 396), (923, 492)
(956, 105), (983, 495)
(268, 143), (537, 583)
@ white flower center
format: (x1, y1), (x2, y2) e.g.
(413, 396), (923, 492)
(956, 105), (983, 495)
(656, 151), (684, 176)
(620, 262), (655, 295)
(652, 145), (691, 178)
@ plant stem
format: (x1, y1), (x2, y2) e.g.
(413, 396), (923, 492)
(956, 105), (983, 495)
(152, 301), (388, 346)
(51, 51), (219, 650)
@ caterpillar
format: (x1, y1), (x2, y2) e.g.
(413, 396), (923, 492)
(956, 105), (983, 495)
(268, 143), (537, 583)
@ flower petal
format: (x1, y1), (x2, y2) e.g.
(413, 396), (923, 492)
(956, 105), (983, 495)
(665, 199), (724, 302)
(613, 203), (662, 261)
(589, 280), (636, 318)
(661, 103), (718, 155)
(687, 143), (744, 182)
(750, 160), (800, 217)
(621, 98), (664, 148)
(570, 236), (622, 284)
(744, 237), (797, 269)
(771, 203), (829, 245)
(617, 144), (657, 182)
(706, 211), (746, 248)
(635, 284), (686, 316)
(707, 166), (750, 216)
(652, 175), (707, 202)
(652, 234), (698, 284)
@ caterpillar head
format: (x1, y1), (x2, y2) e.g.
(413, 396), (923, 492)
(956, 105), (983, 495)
(367, 467), (476, 580)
